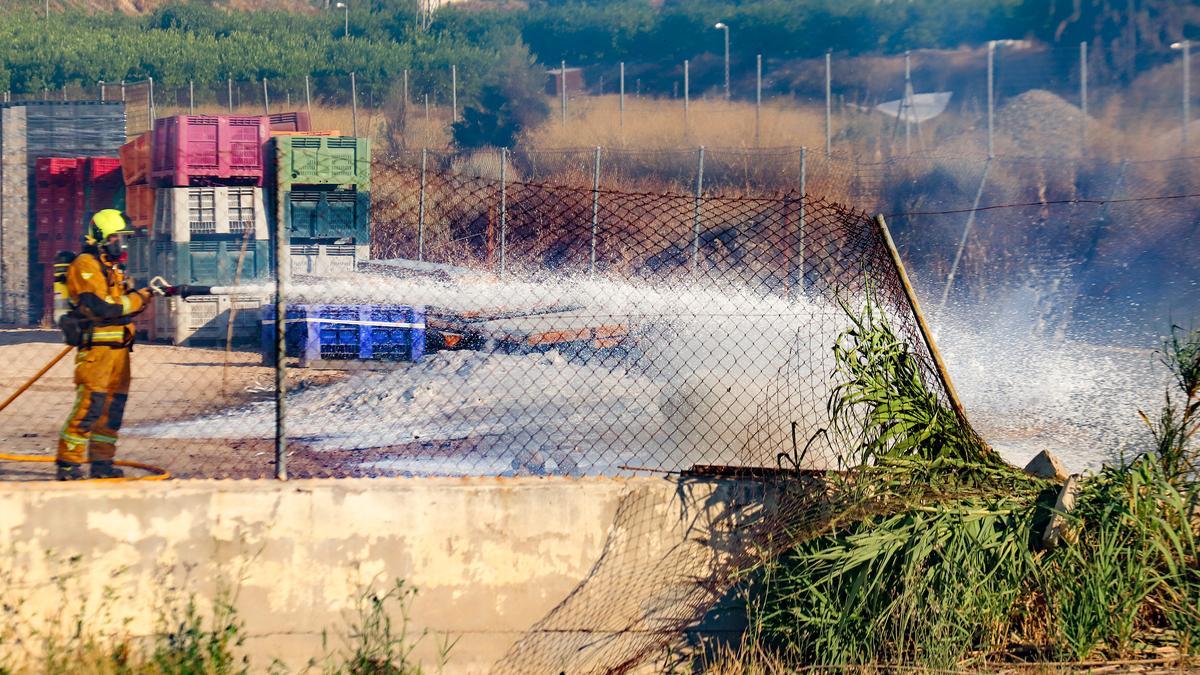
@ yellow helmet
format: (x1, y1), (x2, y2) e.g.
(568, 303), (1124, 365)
(87, 209), (133, 244)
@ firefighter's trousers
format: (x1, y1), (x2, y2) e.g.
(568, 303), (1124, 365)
(57, 345), (132, 464)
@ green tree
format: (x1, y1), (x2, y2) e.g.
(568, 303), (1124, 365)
(451, 41), (549, 150)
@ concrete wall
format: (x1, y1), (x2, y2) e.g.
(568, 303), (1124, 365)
(0, 476), (780, 673)
(0, 106), (27, 324)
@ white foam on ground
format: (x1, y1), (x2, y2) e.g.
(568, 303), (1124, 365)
(132, 274), (850, 475)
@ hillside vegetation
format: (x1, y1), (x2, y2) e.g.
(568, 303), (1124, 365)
(2, 0), (1196, 99)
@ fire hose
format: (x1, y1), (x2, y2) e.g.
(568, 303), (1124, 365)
(0, 276), (241, 481)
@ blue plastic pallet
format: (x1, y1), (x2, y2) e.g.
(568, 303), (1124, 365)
(261, 303), (425, 366)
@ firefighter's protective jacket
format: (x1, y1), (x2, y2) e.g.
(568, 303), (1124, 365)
(66, 249), (146, 347)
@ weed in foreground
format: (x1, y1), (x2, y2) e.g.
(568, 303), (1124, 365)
(739, 301), (1200, 671)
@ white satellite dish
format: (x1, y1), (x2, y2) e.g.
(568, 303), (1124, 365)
(876, 92), (953, 123)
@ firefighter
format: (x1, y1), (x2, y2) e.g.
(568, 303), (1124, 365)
(55, 209), (153, 481)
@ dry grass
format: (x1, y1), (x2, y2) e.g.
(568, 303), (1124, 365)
(525, 95), (836, 150)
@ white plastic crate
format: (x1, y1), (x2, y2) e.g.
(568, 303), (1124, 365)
(149, 293), (266, 345)
(283, 243), (368, 280)
(152, 187), (268, 242)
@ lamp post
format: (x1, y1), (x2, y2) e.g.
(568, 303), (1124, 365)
(1173, 41), (1191, 152)
(714, 22), (730, 100)
(336, 2), (349, 38)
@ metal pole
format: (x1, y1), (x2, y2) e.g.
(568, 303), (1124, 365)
(274, 199), (288, 482)
(683, 59), (690, 137)
(62, 84), (66, 101)
(560, 60), (568, 128)
(798, 146), (806, 291)
(263, 77), (270, 115)
(589, 146), (601, 274)
(1080, 41), (1088, 153)
(403, 69), (409, 109)
(619, 62), (626, 144)
(121, 79), (126, 103)
(824, 50), (832, 157)
(903, 51), (912, 154)
(227, 78), (233, 113)
(451, 64), (457, 124)
(350, 72), (358, 136)
(692, 146), (705, 270)
(723, 26), (730, 100)
(755, 53), (762, 147)
(876, 214), (972, 426)
(1185, 40), (1192, 152)
(99, 80), (105, 102)
(343, 4), (349, 38)
(189, 80), (194, 115)
(148, 76), (155, 123)
(987, 41), (995, 159)
(417, 148), (427, 262)
(940, 158), (993, 311)
(305, 75), (312, 119)
(499, 147), (508, 277)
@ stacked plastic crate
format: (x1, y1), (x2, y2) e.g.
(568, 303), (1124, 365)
(32, 156), (123, 323)
(271, 130), (370, 279)
(139, 115), (272, 344)
(119, 130), (156, 337)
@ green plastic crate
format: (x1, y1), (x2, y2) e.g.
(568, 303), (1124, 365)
(152, 239), (273, 286)
(274, 136), (370, 191)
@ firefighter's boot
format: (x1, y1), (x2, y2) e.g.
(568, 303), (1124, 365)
(89, 460), (124, 479)
(56, 460), (85, 481)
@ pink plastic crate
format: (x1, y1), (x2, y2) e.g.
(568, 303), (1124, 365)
(151, 115), (270, 187)
(87, 157), (122, 183)
(268, 111), (311, 133)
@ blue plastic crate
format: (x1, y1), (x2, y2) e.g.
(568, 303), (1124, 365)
(261, 303), (425, 365)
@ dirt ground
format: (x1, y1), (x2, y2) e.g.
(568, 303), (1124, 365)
(0, 329), (395, 481)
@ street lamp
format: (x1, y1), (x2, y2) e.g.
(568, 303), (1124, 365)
(336, 2), (349, 38)
(713, 22), (730, 100)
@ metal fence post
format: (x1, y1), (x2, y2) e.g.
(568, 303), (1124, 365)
(304, 75), (312, 119)
(499, 147), (508, 277)
(590, 146), (601, 274)
(227, 78), (233, 113)
(619, 62), (626, 145)
(1184, 40), (1192, 152)
(798, 146), (806, 291)
(824, 50), (832, 157)
(903, 51), (912, 154)
(451, 64), (458, 124)
(987, 41), (995, 159)
(755, 54), (762, 147)
(121, 79), (126, 102)
(1080, 41), (1088, 153)
(99, 80), (105, 102)
(188, 80), (194, 115)
(940, 157), (993, 311)
(560, 60), (568, 128)
(350, 72), (358, 137)
(148, 76), (155, 123)
(262, 78), (271, 115)
(692, 146), (705, 271)
(403, 69), (409, 110)
(683, 59), (690, 136)
(418, 148), (427, 262)
(274, 201), (288, 481)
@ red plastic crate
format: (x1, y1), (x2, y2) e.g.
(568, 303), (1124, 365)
(119, 132), (152, 185)
(268, 111), (311, 133)
(126, 184), (156, 231)
(36, 157), (85, 183)
(151, 115), (270, 187)
(87, 157), (122, 183)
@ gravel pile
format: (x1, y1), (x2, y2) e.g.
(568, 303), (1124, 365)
(996, 89), (1102, 158)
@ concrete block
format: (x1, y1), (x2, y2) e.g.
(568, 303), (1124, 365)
(1042, 474), (1081, 550)
(1024, 449), (1068, 481)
